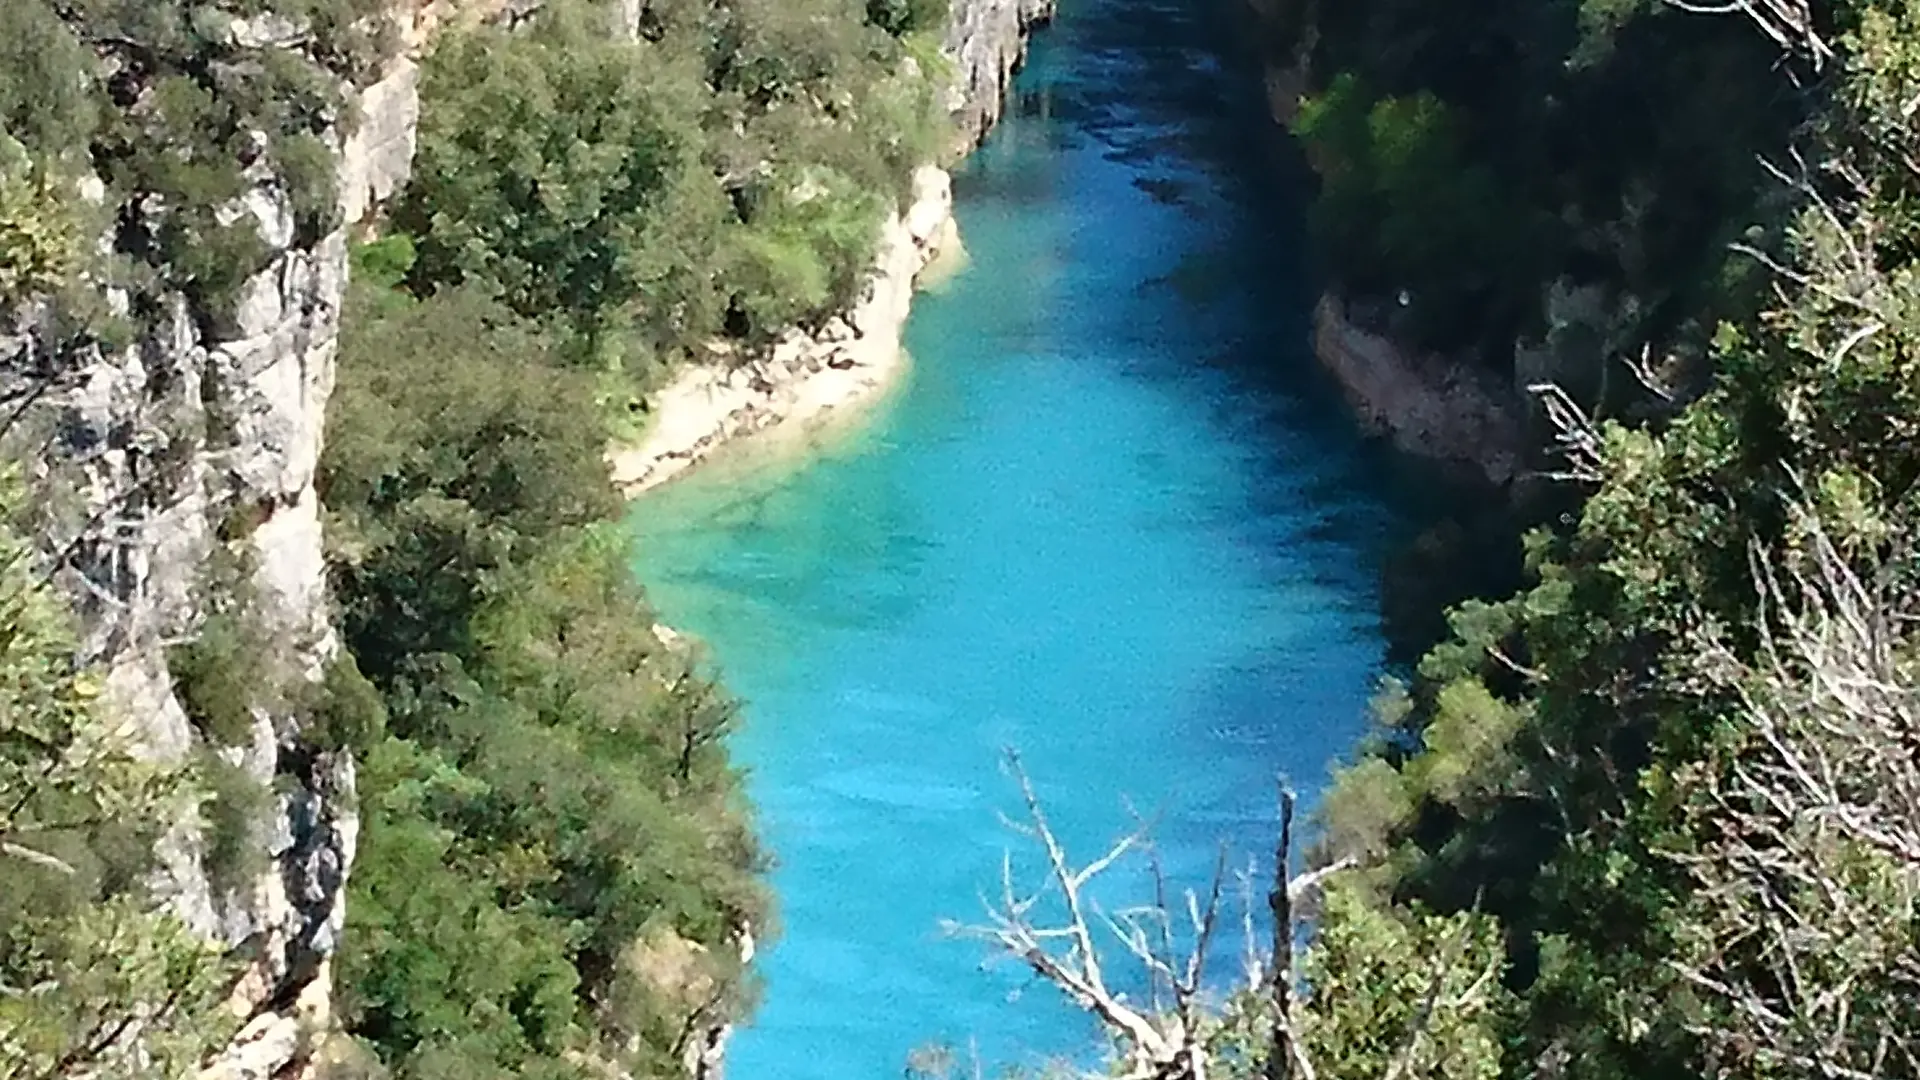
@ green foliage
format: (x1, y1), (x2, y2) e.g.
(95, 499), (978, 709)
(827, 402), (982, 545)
(351, 234), (418, 292)
(0, 467), (239, 1076)
(1298, 884), (1512, 1080)
(193, 750), (271, 900)
(1294, 77), (1538, 348)
(311, 651), (389, 755)
(1284, 0), (1799, 372)
(1288, 5), (1920, 1076)
(0, 4), (96, 159)
(168, 610), (268, 748)
(0, 0), (398, 318)
(0, 898), (238, 1079)
(395, 0), (947, 365)
(729, 170), (887, 334)
(325, 278), (766, 1076)
(867, 0), (951, 37)
(322, 284), (621, 677)
(340, 737), (588, 1076)
(398, 8), (727, 347)
(315, 0), (961, 1074)
(0, 135), (89, 305)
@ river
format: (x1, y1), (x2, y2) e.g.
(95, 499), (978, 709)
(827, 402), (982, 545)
(626, 0), (1411, 1074)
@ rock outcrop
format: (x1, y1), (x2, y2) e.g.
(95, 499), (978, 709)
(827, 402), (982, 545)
(943, 0), (1058, 151)
(1311, 294), (1524, 486)
(0, 23), (422, 1080)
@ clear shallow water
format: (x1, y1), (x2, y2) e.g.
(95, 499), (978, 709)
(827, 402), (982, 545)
(628, 1), (1409, 1074)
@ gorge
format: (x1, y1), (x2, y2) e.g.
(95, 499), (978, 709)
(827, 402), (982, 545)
(626, 0), (1412, 1073)
(9, 0), (1920, 1078)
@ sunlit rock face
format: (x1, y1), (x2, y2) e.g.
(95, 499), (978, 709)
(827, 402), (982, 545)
(944, 0), (1058, 150)
(0, 18), (423, 1077)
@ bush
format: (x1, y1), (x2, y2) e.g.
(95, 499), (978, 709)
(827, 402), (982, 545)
(867, 0), (949, 37)
(169, 612), (265, 748)
(194, 750), (272, 900)
(349, 234), (417, 291)
(310, 652), (388, 754)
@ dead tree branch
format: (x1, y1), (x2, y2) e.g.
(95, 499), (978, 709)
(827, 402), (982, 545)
(1670, 496), (1920, 1077)
(1663, 0), (1831, 68)
(947, 755), (1358, 1080)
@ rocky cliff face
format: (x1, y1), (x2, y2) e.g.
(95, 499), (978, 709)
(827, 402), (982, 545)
(0, 21), (420, 1079)
(1311, 295), (1524, 487)
(943, 0), (1057, 151)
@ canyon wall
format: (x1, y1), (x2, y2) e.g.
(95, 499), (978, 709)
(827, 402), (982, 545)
(1310, 295), (1524, 488)
(1241, 0), (1529, 488)
(0, 11), (420, 1079)
(944, 0), (1058, 151)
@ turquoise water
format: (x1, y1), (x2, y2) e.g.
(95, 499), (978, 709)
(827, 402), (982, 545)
(628, 1), (1408, 1074)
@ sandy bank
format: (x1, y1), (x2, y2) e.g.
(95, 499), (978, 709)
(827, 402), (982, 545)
(607, 166), (960, 497)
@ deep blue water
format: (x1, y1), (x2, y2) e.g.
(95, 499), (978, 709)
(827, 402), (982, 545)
(627, 1), (1408, 1074)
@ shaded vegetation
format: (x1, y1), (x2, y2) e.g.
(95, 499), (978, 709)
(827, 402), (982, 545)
(1279, 0), (1798, 412)
(1071, 2), (1920, 1079)
(0, 467), (241, 1077)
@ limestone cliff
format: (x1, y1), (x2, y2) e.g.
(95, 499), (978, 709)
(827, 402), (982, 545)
(0, 16), (419, 1079)
(1311, 295), (1524, 487)
(944, 0), (1058, 152)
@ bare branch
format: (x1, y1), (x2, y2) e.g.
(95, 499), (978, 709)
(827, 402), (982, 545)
(1663, 0), (1831, 68)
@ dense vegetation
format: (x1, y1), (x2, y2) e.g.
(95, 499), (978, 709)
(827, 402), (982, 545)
(1305, 4), (1920, 1070)
(0, 469), (241, 1079)
(320, 0), (956, 1076)
(1276, 0), (1800, 415)
(956, 2), (1920, 1078)
(389, 0), (948, 398)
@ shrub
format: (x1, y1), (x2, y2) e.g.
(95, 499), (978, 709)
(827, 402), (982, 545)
(169, 612), (264, 748)
(310, 652), (388, 754)
(194, 750), (272, 901)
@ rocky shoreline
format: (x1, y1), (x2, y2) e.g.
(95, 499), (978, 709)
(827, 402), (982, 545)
(607, 166), (961, 496)
(1311, 294), (1524, 487)
(609, 0), (1055, 498)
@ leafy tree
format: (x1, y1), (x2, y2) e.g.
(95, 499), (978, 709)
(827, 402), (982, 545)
(325, 277), (766, 1077)
(321, 284), (620, 677)
(0, 467), (238, 1078)
(396, 7), (731, 352)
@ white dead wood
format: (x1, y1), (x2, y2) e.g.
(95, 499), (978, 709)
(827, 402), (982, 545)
(1669, 495), (1920, 1078)
(1662, 0), (1831, 68)
(947, 755), (1463, 1080)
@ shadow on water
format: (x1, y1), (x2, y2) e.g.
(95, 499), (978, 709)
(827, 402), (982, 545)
(628, 0), (1520, 1075)
(985, 0), (1526, 658)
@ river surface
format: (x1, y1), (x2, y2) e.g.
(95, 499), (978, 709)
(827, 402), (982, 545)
(627, 1), (1411, 1074)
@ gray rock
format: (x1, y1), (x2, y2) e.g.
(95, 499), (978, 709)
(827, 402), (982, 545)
(943, 0), (1058, 150)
